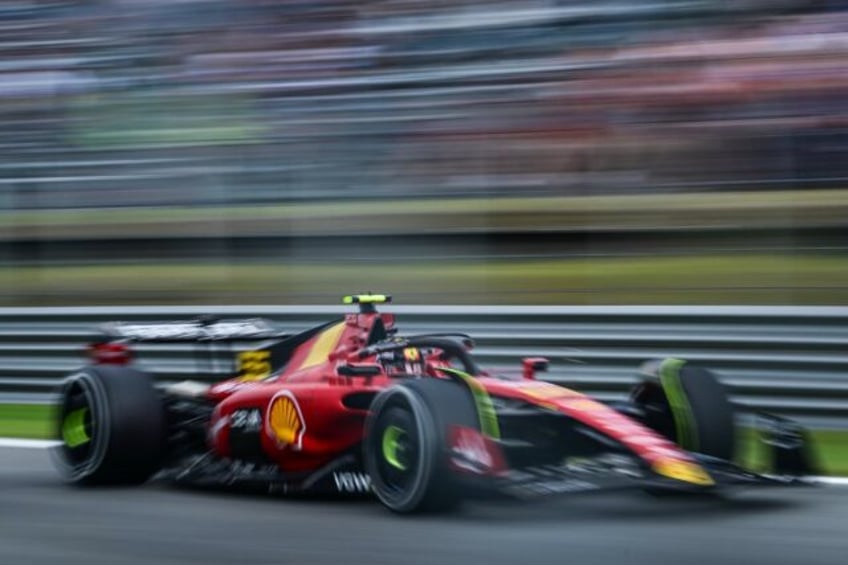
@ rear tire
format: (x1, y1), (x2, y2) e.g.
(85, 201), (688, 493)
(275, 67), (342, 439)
(363, 378), (479, 514)
(52, 365), (166, 485)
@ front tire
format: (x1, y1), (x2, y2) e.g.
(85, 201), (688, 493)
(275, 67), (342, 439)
(632, 359), (736, 497)
(363, 379), (479, 514)
(632, 358), (736, 460)
(52, 365), (166, 485)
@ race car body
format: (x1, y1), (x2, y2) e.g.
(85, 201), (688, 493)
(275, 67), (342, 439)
(53, 295), (817, 512)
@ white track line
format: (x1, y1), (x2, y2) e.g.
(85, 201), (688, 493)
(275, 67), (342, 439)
(1, 438), (846, 486)
(0, 438), (59, 449)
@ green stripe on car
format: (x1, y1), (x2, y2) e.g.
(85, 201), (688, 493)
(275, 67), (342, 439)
(659, 358), (699, 452)
(436, 367), (501, 440)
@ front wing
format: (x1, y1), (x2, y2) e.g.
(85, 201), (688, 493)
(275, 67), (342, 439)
(489, 412), (819, 500)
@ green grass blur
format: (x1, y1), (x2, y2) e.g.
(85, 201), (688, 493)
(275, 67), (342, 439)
(0, 404), (54, 439)
(5, 189), (848, 237)
(2, 253), (846, 305)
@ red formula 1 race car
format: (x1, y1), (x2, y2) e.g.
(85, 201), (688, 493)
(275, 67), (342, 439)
(53, 295), (817, 513)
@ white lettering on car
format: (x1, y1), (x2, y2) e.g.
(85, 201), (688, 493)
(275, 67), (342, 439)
(230, 409), (262, 432)
(450, 427), (493, 473)
(333, 472), (372, 493)
(107, 320), (273, 340)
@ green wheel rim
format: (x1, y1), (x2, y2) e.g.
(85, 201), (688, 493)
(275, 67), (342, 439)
(382, 425), (407, 471)
(62, 407), (90, 448)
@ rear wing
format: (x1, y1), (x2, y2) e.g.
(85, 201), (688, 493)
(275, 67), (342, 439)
(90, 318), (290, 379)
(97, 317), (286, 343)
(90, 317), (340, 382)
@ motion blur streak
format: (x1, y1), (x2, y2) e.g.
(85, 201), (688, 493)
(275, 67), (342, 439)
(1, 1), (847, 306)
(1, 446), (847, 565)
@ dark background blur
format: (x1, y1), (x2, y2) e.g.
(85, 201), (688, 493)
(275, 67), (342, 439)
(1, 0), (847, 305)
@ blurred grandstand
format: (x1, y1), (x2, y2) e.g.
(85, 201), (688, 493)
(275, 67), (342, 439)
(1, 0), (847, 210)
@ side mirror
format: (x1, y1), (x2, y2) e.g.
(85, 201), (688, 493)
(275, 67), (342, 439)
(522, 357), (549, 380)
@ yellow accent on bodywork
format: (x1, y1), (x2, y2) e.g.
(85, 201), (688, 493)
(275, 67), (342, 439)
(403, 347), (420, 362)
(516, 382), (578, 401)
(237, 350), (271, 381)
(343, 294), (389, 304)
(299, 322), (346, 369)
(653, 458), (714, 486)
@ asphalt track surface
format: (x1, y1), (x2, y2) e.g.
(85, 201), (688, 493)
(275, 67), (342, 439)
(2, 446), (846, 565)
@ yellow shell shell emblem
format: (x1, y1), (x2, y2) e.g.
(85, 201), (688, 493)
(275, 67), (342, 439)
(268, 394), (305, 448)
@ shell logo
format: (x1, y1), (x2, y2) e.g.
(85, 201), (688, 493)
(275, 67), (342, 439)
(267, 393), (306, 449)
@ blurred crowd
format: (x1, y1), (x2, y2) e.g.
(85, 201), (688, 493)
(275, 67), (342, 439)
(1, 0), (847, 209)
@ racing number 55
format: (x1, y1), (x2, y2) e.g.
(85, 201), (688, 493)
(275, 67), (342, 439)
(237, 350), (271, 381)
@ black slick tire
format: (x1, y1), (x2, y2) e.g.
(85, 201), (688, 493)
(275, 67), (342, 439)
(363, 378), (479, 514)
(632, 358), (735, 460)
(52, 365), (166, 485)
